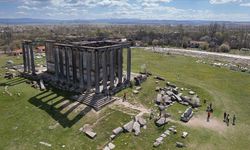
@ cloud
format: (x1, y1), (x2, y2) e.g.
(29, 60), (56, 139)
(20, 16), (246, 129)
(14, 0), (250, 21)
(240, 2), (250, 6)
(18, 5), (38, 10)
(209, 0), (242, 4)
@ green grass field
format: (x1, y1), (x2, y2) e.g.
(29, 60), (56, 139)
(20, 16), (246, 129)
(0, 49), (250, 150)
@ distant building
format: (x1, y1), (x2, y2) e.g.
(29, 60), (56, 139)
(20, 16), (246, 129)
(36, 46), (45, 53)
(189, 41), (208, 48)
(11, 48), (22, 56)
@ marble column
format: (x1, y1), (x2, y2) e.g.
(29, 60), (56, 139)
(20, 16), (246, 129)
(95, 50), (100, 94)
(102, 50), (108, 92)
(45, 42), (49, 69)
(26, 43), (31, 73)
(118, 47), (123, 84)
(54, 46), (59, 80)
(126, 47), (131, 82)
(29, 43), (36, 75)
(22, 42), (27, 72)
(79, 50), (84, 89)
(65, 47), (70, 83)
(109, 49), (114, 89)
(58, 47), (64, 79)
(86, 51), (91, 91)
(72, 48), (77, 84)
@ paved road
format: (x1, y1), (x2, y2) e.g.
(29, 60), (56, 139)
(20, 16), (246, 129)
(134, 47), (250, 65)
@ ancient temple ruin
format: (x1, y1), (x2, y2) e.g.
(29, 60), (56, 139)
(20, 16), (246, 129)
(22, 39), (132, 110)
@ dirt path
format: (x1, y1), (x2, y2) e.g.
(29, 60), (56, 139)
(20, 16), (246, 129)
(111, 97), (150, 117)
(183, 113), (227, 134)
(140, 47), (250, 65)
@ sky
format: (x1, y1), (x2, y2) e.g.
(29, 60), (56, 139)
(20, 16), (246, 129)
(0, 0), (250, 21)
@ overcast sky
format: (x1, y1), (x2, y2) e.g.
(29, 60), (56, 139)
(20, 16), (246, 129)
(0, 0), (250, 21)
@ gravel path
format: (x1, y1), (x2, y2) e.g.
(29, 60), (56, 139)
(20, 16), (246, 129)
(137, 47), (250, 65)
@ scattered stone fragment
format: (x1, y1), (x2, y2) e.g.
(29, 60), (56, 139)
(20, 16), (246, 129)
(158, 105), (165, 111)
(161, 133), (167, 138)
(103, 146), (110, 150)
(162, 95), (171, 103)
(133, 90), (139, 94)
(135, 86), (142, 91)
(132, 121), (141, 136)
(176, 142), (185, 148)
(172, 88), (178, 95)
(153, 141), (161, 147)
(85, 130), (97, 139)
(155, 81), (159, 84)
(39, 79), (46, 90)
(155, 117), (170, 127)
(108, 143), (115, 149)
(192, 95), (201, 107)
(180, 107), (193, 122)
(154, 76), (165, 81)
(189, 91), (195, 95)
(164, 130), (170, 136)
(160, 90), (165, 95)
(123, 120), (134, 132)
(156, 94), (162, 104)
(113, 127), (123, 135)
(110, 134), (116, 140)
(166, 82), (176, 88)
(137, 116), (146, 126)
(39, 141), (52, 147)
(168, 127), (177, 134)
(166, 91), (174, 96)
(173, 94), (182, 102)
(155, 86), (161, 91)
(180, 88), (184, 91)
(156, 137), (164, 143)
(182, 132), (188, 138)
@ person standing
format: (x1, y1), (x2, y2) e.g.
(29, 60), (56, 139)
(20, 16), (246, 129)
(223, 112), (227, 122)
(226, 114), (230, 126)
(207, 111), (211, 122)
(123, 92), (127, 102)
(232, 114), (236, 125)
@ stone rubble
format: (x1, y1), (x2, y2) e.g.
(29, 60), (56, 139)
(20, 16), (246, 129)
(182, 132), (188, 138)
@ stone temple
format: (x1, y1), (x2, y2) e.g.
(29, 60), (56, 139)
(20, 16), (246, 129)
(22, 39), (132, 110)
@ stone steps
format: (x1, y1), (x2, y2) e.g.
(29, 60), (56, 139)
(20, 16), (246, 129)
(77, 93), (116, 111)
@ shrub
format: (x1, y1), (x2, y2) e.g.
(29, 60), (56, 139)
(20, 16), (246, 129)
(219, 43), (230, 53)
(199, 42), (209, 50)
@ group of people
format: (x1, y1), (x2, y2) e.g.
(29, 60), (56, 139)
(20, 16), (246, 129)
(224, 112), (236, 126)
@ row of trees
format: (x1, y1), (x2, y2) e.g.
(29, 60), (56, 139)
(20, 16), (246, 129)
(1, 23), (250, 53)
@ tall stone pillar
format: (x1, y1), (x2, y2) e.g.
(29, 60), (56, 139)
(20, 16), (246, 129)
(65, 47), (70, 83)
(102, 50), (108, 92)
(54, 46), (59, 80)
(95, 50), (100, 94)
(79, 50), (84, 89)
(29, 43), (36, 75)
(109, 49), (115, 89)
(58, 47), (64, 79)
(22, 42), (27, 72)
(118, 47), (123, 84)
(86, 51), (91, 91)
(72, 49), (77, 84)
(126, 47), (131, 82)
(45, 42), (49, 69)
(26, 43), (31, 73)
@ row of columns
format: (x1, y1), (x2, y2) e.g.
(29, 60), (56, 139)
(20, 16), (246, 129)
(22, 41), (36, 75)
(51, 44), (131, 94)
